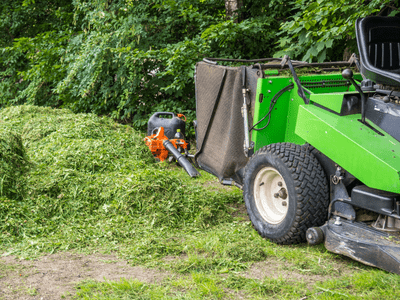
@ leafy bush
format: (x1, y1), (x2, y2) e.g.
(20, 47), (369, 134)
(275, 0), (397, 62)
(0, 0), (290, 134)
(1, 0), (398, 128)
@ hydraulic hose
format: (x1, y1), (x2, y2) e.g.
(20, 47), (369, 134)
(250, 84), (294, 132)
(163, 140), (200, 178)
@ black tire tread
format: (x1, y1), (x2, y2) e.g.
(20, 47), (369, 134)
(243, 143), (329, 245)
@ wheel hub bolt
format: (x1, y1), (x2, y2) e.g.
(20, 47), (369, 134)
(274, 193), (279, 198)
(278, 181), (283, 187)
(278, 188), (287, 199)
(282, 201), (287, 206)
(334, 216), (342, 226)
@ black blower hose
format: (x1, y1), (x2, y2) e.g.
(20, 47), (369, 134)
(163, 140), (200, 178)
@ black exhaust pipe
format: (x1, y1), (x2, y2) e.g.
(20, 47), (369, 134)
(163, 140), (200, 178)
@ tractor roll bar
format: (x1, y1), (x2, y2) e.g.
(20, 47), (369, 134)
(204, 57), (353, 69)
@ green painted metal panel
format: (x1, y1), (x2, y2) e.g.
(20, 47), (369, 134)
(295, 105), (400, 193)
(309, 93), (344, 113)
(283, 86), (306, 145)
(309, 92), (359, 114)
(252, 72), (364, 154)
(264, 70), (279, 75)
(252, 77), (293, 151)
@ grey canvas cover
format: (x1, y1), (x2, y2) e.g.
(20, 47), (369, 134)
(194, 61), (260, 184)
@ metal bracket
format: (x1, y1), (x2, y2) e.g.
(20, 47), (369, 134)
(241, 66), (251, 157)
(332, 166), (344, 185)
(329, 176), (356, 221)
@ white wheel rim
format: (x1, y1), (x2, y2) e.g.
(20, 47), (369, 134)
(254, 167), (289, 224)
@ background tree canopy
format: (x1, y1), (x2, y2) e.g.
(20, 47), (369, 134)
(1, 0), (399, 131)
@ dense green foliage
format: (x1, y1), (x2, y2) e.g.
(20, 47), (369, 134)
(0, 1), (399, 128)
(276, 0), (399, 62)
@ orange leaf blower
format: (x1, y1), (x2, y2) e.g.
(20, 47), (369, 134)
(144, 113), (199, 178)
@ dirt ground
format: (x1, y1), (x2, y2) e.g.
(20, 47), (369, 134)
(244, 258), (354, 290)
(0, 251), (355, 300)
(0, 253), (170, 300)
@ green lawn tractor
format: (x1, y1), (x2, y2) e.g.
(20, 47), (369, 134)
(193, 16), (400, 274)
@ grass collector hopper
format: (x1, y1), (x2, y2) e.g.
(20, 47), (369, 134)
(193, 16), (400, 274)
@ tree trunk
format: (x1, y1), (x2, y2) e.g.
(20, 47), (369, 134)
(225, 0), (243, 22)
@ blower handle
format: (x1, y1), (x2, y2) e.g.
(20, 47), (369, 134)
(152, 112), (176, 119)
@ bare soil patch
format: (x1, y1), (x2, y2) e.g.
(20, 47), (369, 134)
(230, 203), (249, 221)
(0, 252), (170, 300)
(244, 258), (356, 289)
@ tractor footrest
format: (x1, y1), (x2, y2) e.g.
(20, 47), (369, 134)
(321, 219), (400, 274)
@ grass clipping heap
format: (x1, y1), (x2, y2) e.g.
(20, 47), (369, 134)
(0, 105), (239, 258)
(0, 128), (30, 200)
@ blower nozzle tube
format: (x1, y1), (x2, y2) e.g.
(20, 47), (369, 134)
(163, 140), (200, 178)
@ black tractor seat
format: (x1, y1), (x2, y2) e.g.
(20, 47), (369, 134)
(356, 16), (400, 87)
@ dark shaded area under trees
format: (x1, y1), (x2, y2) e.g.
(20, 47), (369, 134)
(0, 0), (399, 131)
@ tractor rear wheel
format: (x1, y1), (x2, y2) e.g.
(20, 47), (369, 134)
(243, 143), (329, 244)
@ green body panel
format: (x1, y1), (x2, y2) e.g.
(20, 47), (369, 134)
(264, 70), (279, 76)
(252, 77), (305, 150)
(295, 105), (400, 193)
(252, 72), (400, 194)
(309, 93), (350, 114)
(252, 73), (358, 150)
(284, 83), (308, 145)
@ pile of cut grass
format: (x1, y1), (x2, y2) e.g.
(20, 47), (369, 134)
(0, 128), (30, 200)
(0, 105), (241, 257)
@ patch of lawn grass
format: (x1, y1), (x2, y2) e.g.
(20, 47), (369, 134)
(72, 268), (400, 300)
(138, 221), (360, 276)
(73, 272), (309, 300)
(75, 279), (174, 299)
(74, 275), (227, 300)
(311, 270), (400, 299)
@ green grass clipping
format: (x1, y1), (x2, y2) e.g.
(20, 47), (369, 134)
(0, 105), (240, 257)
